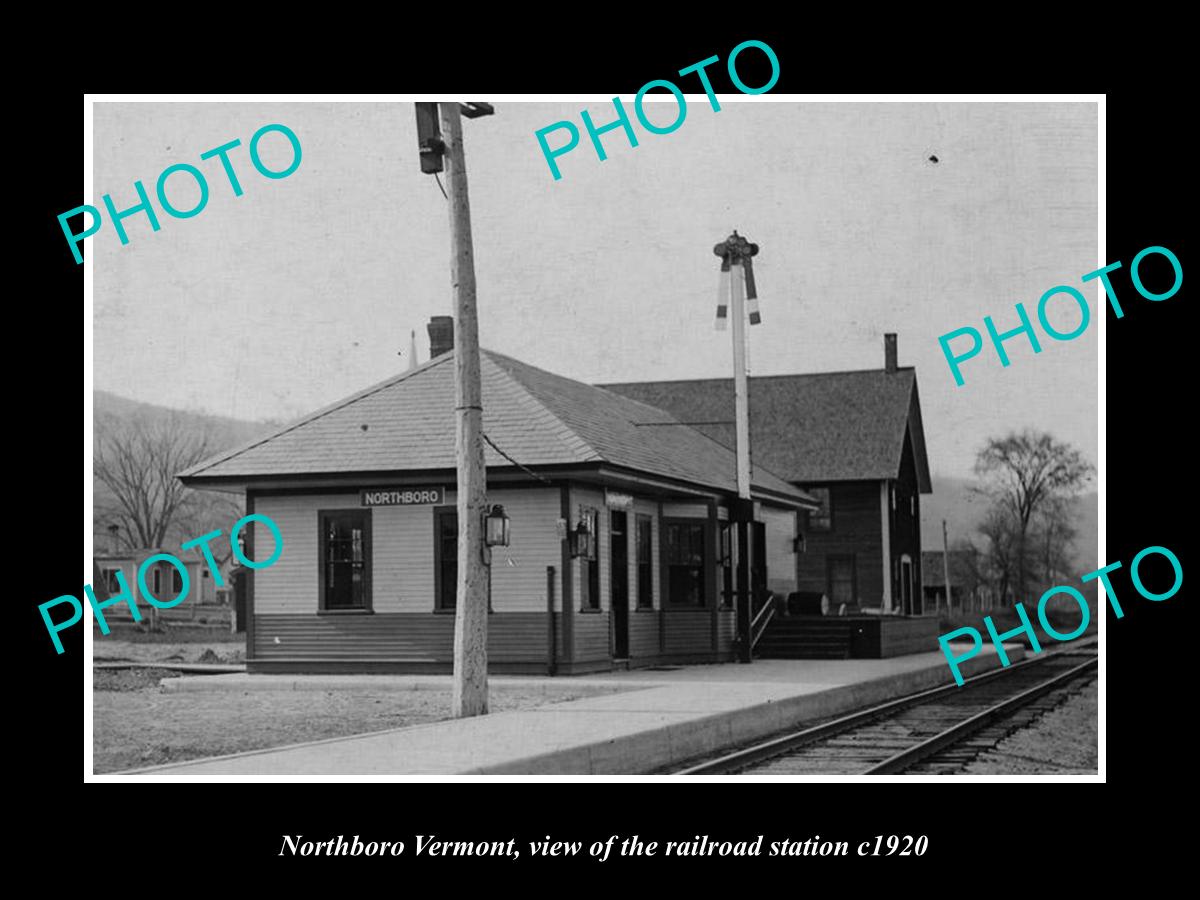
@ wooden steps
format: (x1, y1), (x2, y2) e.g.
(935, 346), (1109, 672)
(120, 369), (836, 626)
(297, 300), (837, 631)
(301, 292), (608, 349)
(755, 617), (852, 660)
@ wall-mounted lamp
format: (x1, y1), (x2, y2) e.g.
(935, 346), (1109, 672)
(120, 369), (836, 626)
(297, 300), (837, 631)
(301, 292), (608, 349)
(793, 533), (806, 554)
(568, 515), (595, 560)
(484, 504), (511, 548)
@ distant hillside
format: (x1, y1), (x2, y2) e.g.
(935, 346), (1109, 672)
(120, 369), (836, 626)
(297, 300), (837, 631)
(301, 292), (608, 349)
(92, 392), (279, 551)
(94, 391), (279, 449)
(921, 475), (1099, 572)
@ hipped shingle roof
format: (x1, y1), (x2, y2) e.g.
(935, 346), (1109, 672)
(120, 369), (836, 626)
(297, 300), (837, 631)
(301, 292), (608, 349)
(180, 350), (811, 505)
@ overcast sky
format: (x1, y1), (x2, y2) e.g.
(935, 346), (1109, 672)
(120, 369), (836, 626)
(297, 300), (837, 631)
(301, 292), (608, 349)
(92, 99), (1097, 479)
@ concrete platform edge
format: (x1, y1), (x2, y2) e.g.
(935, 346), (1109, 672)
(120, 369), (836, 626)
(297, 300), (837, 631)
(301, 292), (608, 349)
(474, 650), (1018, 775)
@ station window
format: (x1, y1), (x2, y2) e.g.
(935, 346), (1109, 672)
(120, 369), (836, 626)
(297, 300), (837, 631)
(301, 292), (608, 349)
(806, 487), (832, 532)
(319, 510), (372, 611)
(718, 522), (734, 608)
(664, 521), (707, 607)
(172, 567), (184, 594)
(433, 507), (492, 613)
(580, 507), (600, 611)
(434, 508), (458, 610)
(636, 514), (653, 609)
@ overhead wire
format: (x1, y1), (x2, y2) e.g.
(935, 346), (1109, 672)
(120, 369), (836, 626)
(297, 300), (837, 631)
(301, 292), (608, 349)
(482, 432), (554, 485)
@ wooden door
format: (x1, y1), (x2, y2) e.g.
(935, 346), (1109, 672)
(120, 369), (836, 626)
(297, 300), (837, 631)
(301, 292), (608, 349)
(826, 555), (856, 608)
(610, 511), (629, 658)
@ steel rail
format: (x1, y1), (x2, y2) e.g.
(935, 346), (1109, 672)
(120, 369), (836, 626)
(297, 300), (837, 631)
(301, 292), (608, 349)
(862, 655), (1097, 774)
(676, 642), (1096, 776)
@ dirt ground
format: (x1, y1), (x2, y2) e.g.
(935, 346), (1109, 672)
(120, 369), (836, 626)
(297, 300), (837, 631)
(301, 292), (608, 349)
(94, 639), (245, 665)
(962, 678), (1098, 775)
(93, 671), (595, 774)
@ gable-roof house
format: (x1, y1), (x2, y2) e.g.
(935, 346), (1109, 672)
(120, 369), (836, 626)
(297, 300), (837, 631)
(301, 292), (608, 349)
(604, 334), (932, 616)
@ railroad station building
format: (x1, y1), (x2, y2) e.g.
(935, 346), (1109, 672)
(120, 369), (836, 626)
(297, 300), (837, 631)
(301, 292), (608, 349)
(180, 323), (818, 674)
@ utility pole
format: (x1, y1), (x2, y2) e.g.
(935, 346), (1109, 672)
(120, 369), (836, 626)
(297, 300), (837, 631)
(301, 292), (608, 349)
(941, 518), (953, 617)
(714, 231), (760, 664)
(436, 102), (490, 717)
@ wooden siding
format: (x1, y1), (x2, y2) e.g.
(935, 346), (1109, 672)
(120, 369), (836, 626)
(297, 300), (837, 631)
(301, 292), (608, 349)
(891, 427), (923, 612)
(848, 616), (940, 658)
(628, 611), (660, 659)
(760, 504), (799, 596)
(247, 483), (744, 672)
(254, 492), (358, 614)
(663, 502), (709, 518)
(567, 491), (664, 665)
(573, 611), (611, 663)
(253, 487), (560, 616)
(663, 609), (711, 654)
(252, 613), (547, 662)
(798, 481), (883, 606)
(486, 489), (564, 613)
(569, 486), (609, 612)
(716, 607), (736, 652)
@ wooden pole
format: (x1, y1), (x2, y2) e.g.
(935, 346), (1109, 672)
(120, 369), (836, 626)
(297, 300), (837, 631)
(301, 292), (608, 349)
(440, 103), (489, 718)
(546, 565), (557, 676)
(941, 518), (953, 617)
(736, 518), (751, 663)
(731, 260), (753, 663)
(731, 261), (751, 499)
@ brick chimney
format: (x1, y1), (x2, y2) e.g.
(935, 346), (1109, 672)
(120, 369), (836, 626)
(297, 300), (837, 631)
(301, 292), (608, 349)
(428, 316), (454, 358)
(884, 332), (898, 373)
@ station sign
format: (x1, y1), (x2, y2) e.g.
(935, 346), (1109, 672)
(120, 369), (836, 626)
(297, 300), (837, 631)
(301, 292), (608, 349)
(605, 490), (634, 510)
(361, 486), (446, 506)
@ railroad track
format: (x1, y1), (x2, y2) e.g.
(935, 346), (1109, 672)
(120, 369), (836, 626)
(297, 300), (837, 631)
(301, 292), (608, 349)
(676, 645), (1098, 775)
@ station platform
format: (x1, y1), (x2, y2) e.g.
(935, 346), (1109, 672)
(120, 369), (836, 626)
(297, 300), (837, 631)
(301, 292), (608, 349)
(115, 646), (1021, 778)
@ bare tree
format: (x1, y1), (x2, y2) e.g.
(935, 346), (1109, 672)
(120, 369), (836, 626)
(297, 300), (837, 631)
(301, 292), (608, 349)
(174, 488), (244, 571)
(949, 538), (984, 610)
(976, 505), (1020, 604)
(94, 412), (218, 550)
(972, 430), (1093, 600)
(1031, 495), (1078, 587)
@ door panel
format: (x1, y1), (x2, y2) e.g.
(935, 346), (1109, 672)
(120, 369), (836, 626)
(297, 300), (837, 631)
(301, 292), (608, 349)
(826, 555), (856, 608)
(611, 510), (629, 658)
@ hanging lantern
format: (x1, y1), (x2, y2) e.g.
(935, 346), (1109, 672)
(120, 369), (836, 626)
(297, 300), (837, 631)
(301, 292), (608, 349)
(569, 515), (594, 559)
(484, 504), (511, 548)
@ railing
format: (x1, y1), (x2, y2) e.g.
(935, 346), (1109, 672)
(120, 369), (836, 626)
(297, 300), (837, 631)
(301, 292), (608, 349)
(749, 592), (777, 653)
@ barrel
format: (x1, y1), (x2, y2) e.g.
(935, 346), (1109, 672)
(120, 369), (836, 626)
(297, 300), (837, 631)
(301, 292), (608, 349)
(787, 591), (829, 616)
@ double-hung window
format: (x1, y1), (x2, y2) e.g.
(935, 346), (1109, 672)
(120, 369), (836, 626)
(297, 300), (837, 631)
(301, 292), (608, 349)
(320, 510), (372, 611)
(807, 487), (832, 532)
(664, 521), (707, 607)
(636, 514), (653, 609)
(580, 507), (600, 610)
